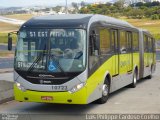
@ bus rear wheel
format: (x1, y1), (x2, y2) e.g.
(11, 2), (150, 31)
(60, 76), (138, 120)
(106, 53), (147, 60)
(129, 70), (137, 88)
(96, 78), (110, 104)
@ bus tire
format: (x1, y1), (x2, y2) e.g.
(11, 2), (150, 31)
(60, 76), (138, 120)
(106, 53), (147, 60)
(96, 78), (110, 104)
(129, 70), (137, 88)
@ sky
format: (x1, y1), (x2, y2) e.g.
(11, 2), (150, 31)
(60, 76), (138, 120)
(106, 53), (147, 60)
(0, 0), (108, 7)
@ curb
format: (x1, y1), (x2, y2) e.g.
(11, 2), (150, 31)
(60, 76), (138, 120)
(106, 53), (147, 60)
(0, 80), (14, 104)
(0, 97), (14, 104)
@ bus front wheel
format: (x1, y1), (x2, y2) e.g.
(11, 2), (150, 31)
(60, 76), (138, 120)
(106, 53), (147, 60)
(96, 78), (110, 104)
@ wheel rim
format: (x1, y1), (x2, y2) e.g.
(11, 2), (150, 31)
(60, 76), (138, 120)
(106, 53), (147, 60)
(102, 84), (109, 96)
(133, 73), (137, 84)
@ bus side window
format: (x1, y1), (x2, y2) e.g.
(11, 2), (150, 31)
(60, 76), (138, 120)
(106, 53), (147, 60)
(148, 37), (152, 53)
(152, 38), (155, 52)
(144, 35), (148, 52)
(89, 29), (100, 70)
(132, 32), (139, 52)
(120, 31), (127, 54)
(99, 28), (111, 56)
(89, 30), (99, 56)
(126, 32), (132, 52)
(111, 30), (118, 53)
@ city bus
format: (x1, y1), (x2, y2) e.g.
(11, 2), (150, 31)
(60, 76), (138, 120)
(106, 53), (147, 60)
(8, 14), (156, 104)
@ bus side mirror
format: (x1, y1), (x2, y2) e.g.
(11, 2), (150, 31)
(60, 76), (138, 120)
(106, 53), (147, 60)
(8, 34), (12, 51)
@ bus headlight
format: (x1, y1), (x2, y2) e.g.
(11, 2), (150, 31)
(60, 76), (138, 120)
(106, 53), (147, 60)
(69, 83), (85, 93)
(15, 82), (26, 92)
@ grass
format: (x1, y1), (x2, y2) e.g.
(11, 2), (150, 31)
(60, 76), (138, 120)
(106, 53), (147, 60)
(4, 14), (34, 20)
(0, 14), (33, 44)
(0, 22), (19, 33)
(0, 33), (17, 44)
(0, 51), (14, 57)
(121, 17), (160, 40)
(0, 15), (21, 44)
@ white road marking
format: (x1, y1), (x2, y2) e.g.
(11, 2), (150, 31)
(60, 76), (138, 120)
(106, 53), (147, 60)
(0, 16), (25, 25)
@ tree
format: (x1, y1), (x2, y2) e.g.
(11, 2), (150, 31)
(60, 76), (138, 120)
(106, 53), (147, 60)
(151, 1), (160, 6)
(79, 1), (160, 20)
(151, 14), (160, 20)
(136, 2), (144, 7)
(144, 2), (152, 7)
(106, 2), (112, 7)
(127, 9), (144, 19)
(145, 8), (155, 18)
(114, 0), (125, 9)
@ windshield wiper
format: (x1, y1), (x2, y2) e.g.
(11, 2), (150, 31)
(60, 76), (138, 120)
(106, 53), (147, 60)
(27, 46), (46, 73)
(27, 52), (45, 73)
(27, 51), (67, 76)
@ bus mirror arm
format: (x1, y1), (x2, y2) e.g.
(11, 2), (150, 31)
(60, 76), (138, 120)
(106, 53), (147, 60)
(8, 34), (12, 51)
(8, 31), (18, 51)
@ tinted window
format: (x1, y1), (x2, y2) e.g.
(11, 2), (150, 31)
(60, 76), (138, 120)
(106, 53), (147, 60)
(111, 30), (118, 53)
(132, 32), (139, 51)
(99, 28), (111, 55)
(15, 29), (87, 72)
(126, 32), (132, 52)
(89, 28), (100, 69)
(120, 31), (127, 54)
(152, 39), (156, 52)
(144, 35), (148, 52)
(148, 37), (152, 53)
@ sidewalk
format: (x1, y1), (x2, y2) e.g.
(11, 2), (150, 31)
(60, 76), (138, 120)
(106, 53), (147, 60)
(0, 69), (14, 104)
(0, 80), (14, 104)
(0, 68), (13, 73)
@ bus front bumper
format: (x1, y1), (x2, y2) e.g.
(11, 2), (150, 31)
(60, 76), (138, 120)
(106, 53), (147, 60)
(14, 85), (88, 104)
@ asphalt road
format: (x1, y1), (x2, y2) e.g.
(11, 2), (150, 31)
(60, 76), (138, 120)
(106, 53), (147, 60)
(0, 73), (13, 82)
(0, 44), (15, 69)
(0, 63), (159, 120)
(0, 16), (25, 25)
(0, 58), (14, 69)
(0, 44), (15, 51)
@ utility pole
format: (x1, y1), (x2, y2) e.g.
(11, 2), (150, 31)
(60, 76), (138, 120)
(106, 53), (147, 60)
(65, 0), (68, 14)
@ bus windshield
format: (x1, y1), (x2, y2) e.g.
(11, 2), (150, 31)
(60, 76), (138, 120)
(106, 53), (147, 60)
(15, 29), (86, 73)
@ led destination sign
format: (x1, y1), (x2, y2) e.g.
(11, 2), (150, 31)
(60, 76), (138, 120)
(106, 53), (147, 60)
(20, 29), (76, 38)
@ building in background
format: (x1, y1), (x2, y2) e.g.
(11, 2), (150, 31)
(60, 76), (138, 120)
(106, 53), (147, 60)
(126, 0), (160, 4)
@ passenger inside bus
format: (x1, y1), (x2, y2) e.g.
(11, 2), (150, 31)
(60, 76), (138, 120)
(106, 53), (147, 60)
(50, 30), (84, 72)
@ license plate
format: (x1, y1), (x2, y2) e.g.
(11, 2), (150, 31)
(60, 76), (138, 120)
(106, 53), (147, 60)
(41, 96), (53, 101)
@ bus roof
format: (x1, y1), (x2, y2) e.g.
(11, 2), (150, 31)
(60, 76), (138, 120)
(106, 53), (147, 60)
(21, 14), (136, 29)
(138, 28), (152, 37)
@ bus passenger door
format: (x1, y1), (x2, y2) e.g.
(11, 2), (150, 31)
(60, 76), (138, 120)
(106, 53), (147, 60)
(148, 37), (152, 65)
(152, 38), (156, 65)
(144, 35), (149, 67)
(126, 32), (133, 72)
(111, 30), (119, 76)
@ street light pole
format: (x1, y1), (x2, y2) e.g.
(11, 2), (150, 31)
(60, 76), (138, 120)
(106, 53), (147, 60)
(65, 0), (68, 14)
